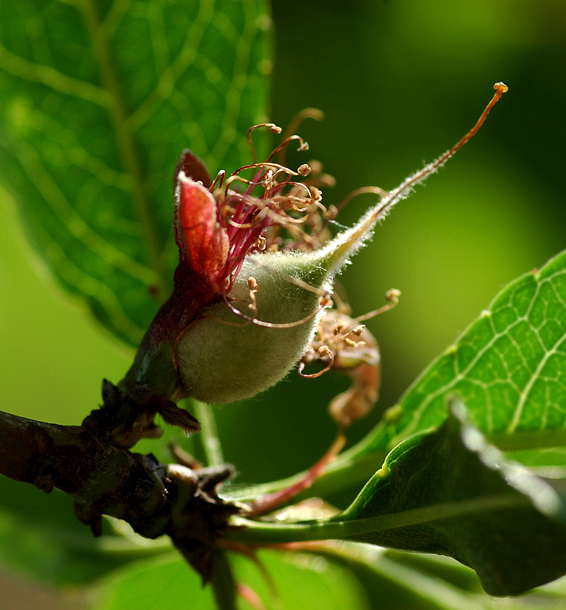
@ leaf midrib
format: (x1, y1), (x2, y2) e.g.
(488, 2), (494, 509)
(80, 0), (170, 300)
(228, 494), (529, 545)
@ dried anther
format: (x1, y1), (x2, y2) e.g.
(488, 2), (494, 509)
(300, 287), (400, 430)
(301, 308), (383, 428)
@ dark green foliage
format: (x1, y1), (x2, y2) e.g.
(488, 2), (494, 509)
(340, 405), (566, 595)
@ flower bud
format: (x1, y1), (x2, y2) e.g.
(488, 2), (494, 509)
(131, 210), (376, 405)
(124, 84), (507, 409)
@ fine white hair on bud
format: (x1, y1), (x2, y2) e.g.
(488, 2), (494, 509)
(175, 251), (331, 404)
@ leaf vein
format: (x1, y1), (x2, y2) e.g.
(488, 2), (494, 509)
(0, 41), (110, 107)
(3, 135), (153, 283)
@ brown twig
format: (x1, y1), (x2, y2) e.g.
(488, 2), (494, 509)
(0, 387), (240, 582)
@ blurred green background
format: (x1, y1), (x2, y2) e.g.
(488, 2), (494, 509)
(1, 0), (566, 605)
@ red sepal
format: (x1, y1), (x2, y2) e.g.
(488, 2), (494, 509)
(174, 173), (228, 293)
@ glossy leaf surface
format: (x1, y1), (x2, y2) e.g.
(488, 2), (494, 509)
(340, 406), (566, 596)
(355, 250), (566, 454)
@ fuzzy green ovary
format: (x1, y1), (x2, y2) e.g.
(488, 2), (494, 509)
(175, 252), (330, 404)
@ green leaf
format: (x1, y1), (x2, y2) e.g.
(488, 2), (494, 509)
(363, 249), (566, 453)
(229, 403), (566, 596)
(310, 544), (489, 610)
(0, 0), (272, 347)
(386, 553), (564, 610)
(0, 476), (171, 586)
(236, 549), (369, 610)
(93, 555), (209, 610)
(93, 549), (369, 610)
(339, 404), (566, 596)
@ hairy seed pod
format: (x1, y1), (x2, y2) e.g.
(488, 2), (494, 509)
(175, 252), (330, 403)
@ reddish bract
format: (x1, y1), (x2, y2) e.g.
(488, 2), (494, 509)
(174, 174), (229, 294)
